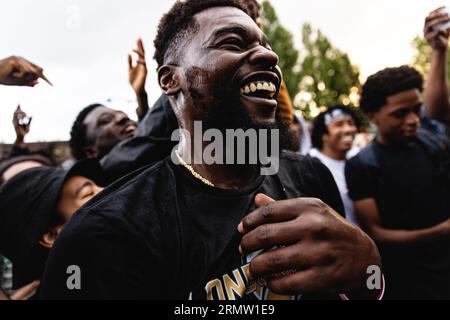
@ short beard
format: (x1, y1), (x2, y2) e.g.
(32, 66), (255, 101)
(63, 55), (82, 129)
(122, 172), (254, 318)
(186, 67), (290, 164)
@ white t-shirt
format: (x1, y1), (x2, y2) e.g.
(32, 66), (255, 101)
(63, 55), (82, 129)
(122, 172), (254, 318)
(309, 150), (358, 225)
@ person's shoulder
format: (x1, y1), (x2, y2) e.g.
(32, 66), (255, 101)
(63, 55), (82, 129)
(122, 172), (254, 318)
(279, 151), (335, 190)
(278, 152), (345, 215)
(280, 150), (317, 168)
(280, 150), (331, 175)
(347, 142), (377, 168)
(66, 158), (174, 234)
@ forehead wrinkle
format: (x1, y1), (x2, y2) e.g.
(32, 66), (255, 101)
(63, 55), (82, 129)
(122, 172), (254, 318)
(203, 24), (250, 45)
(195, 8), (261, 44)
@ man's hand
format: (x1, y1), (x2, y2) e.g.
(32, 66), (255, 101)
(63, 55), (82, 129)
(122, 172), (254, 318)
(0, 56), (51, 87)
(13, 105), (31, 143)
(424, 7), (450, 52)
(128, 38), (147, 95)
(238, 194), (381, 296)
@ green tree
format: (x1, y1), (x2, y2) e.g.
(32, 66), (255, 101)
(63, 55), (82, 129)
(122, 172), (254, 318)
(260, 1), (362, 122)
(411, 36), (450, 80)
(296, 23), (361, 120)
(261, 0), (300, 99)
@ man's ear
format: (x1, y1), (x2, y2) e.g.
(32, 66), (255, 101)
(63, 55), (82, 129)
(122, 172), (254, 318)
(83, 146), (99, 159)
(39, 225), (64, 249)
(158, 65), (181, 96)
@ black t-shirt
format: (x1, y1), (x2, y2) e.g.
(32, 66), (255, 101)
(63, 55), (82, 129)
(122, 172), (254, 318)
(345, 132), (450, 299)
(40, 152), (344, 300)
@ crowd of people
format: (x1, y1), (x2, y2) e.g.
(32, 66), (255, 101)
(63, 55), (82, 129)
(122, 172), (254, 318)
(1, 0), (450, 300)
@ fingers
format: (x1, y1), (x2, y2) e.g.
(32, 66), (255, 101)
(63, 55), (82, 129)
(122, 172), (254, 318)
(266, 268), (338, 296)
(249, 243), (332, 283)
(39, 73), (53, 86)
(129, 39), (147, 69)
(133, 50), (146, 66)
(239, 197), (324, 234)
(425, 9), (450, 32)
(128, 54), (133, 69)
(14, 111), (26, 118)
(430, 6), (446, 15)
(255, 193), (275, 207)
(137, 38), (145, 55)
(240, 220), (303, 255)
(11, 59), (42, 86)
(134, 39), (146, 62)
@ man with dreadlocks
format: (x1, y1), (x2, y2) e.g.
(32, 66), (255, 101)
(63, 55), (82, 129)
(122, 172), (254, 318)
(346, 66), (450, 299)
(40, 0), (381, 300)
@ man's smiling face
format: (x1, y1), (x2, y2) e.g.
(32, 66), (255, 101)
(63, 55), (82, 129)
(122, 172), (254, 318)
(175, 6), (282, 131)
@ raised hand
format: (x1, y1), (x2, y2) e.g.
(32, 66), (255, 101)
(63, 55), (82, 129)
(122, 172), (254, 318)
(0, 56), (52, 87)
(424, 7), (450, 52)
(13, 105), (32, 142)
(128, 38), (148, 95)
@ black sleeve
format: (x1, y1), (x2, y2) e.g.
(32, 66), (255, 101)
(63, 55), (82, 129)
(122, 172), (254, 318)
(137, 94), (178, 138)
(39, 213), (167, 300)
(345, 156), (377, 201)
(100, 136), (176, 184)
(100, 94), (178, 184)
(279, 153), (345, 218)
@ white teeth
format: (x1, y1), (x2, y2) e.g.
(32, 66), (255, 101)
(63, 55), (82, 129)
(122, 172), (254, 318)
(270, 83), (276, 92)
(241, 81), (277, 97)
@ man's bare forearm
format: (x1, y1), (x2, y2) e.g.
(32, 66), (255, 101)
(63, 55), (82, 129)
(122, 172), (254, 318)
(136, 90), (149, 121)
(370, 222), (448, 248)
(425, 50), (450, 124)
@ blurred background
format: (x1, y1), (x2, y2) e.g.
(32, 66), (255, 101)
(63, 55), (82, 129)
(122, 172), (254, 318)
(0, 0), (447, 146)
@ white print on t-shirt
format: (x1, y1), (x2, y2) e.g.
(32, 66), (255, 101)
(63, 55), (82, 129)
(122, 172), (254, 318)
(204, 248), (301, 300)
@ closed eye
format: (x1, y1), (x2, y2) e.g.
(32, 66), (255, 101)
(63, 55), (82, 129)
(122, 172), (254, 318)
(218, 38), (244, 51)
(98, 114), (114, 126)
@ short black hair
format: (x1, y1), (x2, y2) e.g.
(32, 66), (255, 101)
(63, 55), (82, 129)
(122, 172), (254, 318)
(69, 104), (104, 160)
(153, 0), (247, 69)
(360, 66), (423, 114)
(312, 105), (361, 150)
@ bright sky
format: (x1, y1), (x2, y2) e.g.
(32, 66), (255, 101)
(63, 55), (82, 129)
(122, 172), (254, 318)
(0, 0), (447, 143)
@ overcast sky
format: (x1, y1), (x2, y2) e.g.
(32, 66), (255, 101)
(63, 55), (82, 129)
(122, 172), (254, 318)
(0, 0), (446, 143)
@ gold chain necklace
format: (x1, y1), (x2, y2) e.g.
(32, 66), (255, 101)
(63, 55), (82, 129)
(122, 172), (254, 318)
(175, 150), (215, 187)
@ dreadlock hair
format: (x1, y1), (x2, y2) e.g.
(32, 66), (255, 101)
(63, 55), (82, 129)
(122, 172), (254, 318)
(69, 104), (104, 160)
(360, 66), (423, 114)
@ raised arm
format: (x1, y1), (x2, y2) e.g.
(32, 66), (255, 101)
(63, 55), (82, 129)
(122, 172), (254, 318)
(424, 7), (450, 124)
(128, 39), (149, 121)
